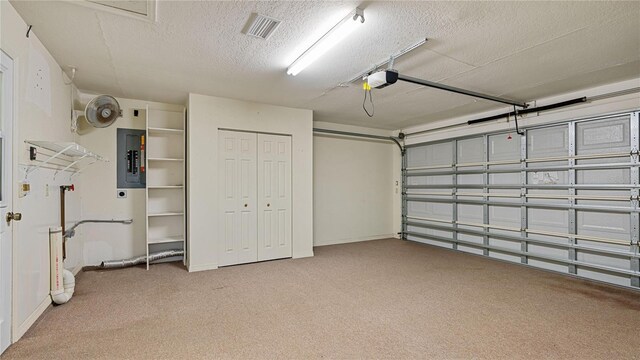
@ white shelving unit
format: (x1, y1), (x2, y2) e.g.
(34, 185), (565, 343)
(145, 106), (186, 269)
(24, 141), (107, 179)
(147, 158), (184, 162)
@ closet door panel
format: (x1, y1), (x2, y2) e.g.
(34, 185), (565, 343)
(257, 134), (292, 261)
(218, 130), (257, 266)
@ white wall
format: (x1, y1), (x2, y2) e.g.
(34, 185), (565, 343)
(312, 122), (400, 246)
(78, 98), (184, 266)
(187, 93), (313, 272)
(2, 1), (82, 341)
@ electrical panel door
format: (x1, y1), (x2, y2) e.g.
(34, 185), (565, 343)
(117, 128), (146, 188)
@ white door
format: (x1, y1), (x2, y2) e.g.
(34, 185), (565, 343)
(218, 131), (257, 266)
(0, 50), (14, 354)
(257, 134), (291, 261)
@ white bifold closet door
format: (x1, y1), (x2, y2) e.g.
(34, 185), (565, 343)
(257, 134), (292, 261)
(218, 131), (258, 267)
(218, 130), (291, 267)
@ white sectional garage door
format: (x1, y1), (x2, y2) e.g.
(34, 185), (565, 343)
(403, 111), (640, 289)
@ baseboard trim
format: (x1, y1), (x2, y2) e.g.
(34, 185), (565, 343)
(188, 262), (218, 272)
(314, 234), (396, 247)
(292, 250), (314, 259)
(13, 296), (51, 342)
(71, 264), (82, 276)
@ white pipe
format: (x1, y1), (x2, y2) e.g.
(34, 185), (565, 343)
(50, 227), (75, 304)
(51, 269), (75, 305)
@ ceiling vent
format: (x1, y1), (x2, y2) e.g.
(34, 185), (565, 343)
(244, 13), (282, 40)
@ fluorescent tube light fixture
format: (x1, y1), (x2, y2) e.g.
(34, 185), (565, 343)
(287, 8), (365, 76)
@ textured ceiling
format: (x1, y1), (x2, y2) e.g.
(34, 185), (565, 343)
(10, 1), (640, 130)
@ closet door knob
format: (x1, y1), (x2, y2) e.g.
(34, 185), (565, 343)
(267, 203), (270, 207)
(244, 204), (248, 208)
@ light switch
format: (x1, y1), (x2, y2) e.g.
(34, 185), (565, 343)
(18, 182), (30, 198)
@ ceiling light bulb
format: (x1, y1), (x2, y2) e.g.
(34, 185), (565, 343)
(287, 8), (364, 76)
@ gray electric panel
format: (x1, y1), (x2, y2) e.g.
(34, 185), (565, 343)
(117, 128), (146, 188)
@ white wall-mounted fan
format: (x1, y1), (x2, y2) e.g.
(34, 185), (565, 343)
(72, 92), (122, 134)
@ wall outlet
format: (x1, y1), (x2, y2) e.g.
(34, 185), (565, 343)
(117, 190), (127, 199)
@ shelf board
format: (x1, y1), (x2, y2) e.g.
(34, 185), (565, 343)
(24, 140), (108, 178)
(147, 185), (184, 189)
(148, 212), (184, 217)
(148, 127), (184, 135)
(148, 236), (184, 245)
(147, 158), (184, 162)
(25, 141), (106, 160)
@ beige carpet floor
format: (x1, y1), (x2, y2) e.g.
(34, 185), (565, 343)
(2, 238), (639, 359)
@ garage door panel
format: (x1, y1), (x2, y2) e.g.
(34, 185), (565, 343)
(407, 142), (453, 167)
(529, 259), (569, 273)
(577, 169), (629, 184)
(458, 232), (484, 244)
(407, 225), (451, 239)
(576, 117), (630, 154)
(527, 189), (569, 205)
(528, 125), (569, 159)
(489, 134), (520, 161)
(528, 208), (568, 233)
(577, 268), (630, 287)
(489, 237), (521, 251)
(407, 147), (427, 168)
(488, 229), (520, 239)
(576, 157), (629, 167)
(528, 170), (568, 185)
(577, 211), (629, 241)
(577, 251), (630, 270)
(408, 201), (453, 220)
(489, 189), (521, 203)
(489, 251), (521, 263)
(457, 195), (482, 202)
(407, 234), (454, 249)
(528, 244), (569, 259)
(576, 189), (629, 207)
(458, 174), (483, 185)
(411, 190), (452, 197)
(489, 206), (519, 228)
(458, 245), (484, 255)
(489, 172), (520, 185)
(457, 204), (483, 223)
(457, 137), (484, 164)
(408, 175), (452, 186)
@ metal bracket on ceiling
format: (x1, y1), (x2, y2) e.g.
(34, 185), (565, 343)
(387, 56), (395, 71)
(344, 38), (429, 86)
(353, 8), (365, 23)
